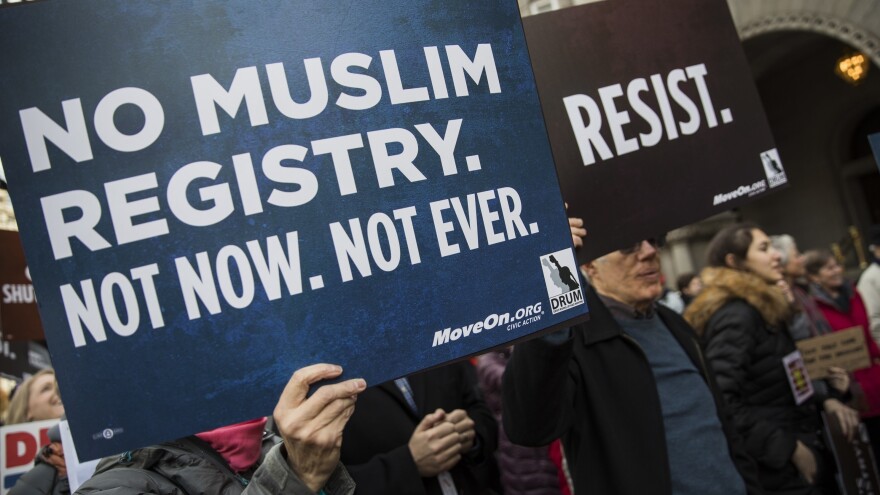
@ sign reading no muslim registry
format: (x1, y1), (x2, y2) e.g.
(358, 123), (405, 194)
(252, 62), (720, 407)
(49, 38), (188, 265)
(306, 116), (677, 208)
(524, 0), (786, 261)
(0, 0), (587, 460)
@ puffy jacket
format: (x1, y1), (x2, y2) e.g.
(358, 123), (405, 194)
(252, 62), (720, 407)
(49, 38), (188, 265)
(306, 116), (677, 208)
(686, 268), (824, 495)
(75, 434), (354, 495)
(477, 350), (561, 495)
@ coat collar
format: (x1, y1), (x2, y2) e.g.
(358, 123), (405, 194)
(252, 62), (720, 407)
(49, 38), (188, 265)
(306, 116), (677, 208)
(684, 267), (791, 335)
(579, 284), (704, 369)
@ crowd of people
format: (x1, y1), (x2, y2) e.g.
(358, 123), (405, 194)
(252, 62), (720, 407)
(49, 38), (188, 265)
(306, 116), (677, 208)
(3, 221), (880, 495)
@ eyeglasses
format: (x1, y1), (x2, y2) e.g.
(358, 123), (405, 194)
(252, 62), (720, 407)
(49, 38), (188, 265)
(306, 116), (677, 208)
(618, 236), (666, 255)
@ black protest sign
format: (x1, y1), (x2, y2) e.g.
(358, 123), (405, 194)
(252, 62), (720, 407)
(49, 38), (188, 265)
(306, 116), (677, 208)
(524, 0), (785, 260)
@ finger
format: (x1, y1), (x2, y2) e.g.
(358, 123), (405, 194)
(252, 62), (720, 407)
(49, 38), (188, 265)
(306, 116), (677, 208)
(445, 409), (466, 424)
(304, 395), (358, 432)
(572, 236), (583, 249)
(568, 217), (584, 228)
(290, 378), (365, 421)
(459, 429), (475, 446)
(436, 439), (464, 461)
(437, 449), (463, 472)
(452, 417), (475, 434)
(416, 409), (446, 432)
(433, 430), (465, 452)
(828, 367), (846, 374)
(430, 421), (456, 438)
(276, 364), (344, 410)
(321, 401), (358, 435)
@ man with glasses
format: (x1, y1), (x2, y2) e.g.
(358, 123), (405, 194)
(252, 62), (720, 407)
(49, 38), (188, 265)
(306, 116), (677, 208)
(502, 236), (763, 495)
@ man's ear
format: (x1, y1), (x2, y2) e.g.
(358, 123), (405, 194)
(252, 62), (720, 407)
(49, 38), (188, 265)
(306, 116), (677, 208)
(583, 260), (599, 281)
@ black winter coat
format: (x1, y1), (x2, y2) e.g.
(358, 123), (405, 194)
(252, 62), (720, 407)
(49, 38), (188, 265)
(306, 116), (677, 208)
(502, 284), (763, 495)
(687, 267), (828, 495)
(340, 361), (499, 495)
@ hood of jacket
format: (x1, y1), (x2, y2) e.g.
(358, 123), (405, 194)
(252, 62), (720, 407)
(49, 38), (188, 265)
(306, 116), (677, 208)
(685, 266), (791, 335)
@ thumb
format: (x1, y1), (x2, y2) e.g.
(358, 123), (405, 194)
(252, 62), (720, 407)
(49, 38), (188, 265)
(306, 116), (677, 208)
(416, 409), (446, 432)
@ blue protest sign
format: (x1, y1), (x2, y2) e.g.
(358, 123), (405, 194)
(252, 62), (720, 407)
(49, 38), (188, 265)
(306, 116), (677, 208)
(0, 0), (586, 460)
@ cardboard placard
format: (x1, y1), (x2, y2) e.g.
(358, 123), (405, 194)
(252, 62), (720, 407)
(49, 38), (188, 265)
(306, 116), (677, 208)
(796, 327), (872, 380)
(523, 0), (784, 260)
(0, 0), (587, 460)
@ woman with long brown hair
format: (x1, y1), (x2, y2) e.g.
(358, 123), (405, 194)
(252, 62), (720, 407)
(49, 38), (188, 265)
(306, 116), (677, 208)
(686, 223), (841, 495)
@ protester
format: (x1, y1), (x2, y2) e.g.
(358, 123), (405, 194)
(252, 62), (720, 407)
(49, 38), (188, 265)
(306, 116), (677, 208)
(769, 235), (859, 443)
(770, 235), (832, 338)
(677, 273), (703, 308)
(858, 225), (880, 345)
(685, 223), (834, 495)
(3, 369), (64, 425)
(805, 249), (880, 459)
(10, 422), (69, 495)
(503, 233), (762, 495)
(477, 349), (561, 495)
(4, 370), (67, 495)
(339, 361), (499, 495)
(76, 364), (364, 495)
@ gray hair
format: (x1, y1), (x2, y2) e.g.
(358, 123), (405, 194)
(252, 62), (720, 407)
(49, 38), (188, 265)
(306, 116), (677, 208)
(770, 234), (796, 266)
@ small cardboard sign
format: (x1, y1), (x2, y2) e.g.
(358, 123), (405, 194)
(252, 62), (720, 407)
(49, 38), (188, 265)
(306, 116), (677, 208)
(796, 327), (872, 380)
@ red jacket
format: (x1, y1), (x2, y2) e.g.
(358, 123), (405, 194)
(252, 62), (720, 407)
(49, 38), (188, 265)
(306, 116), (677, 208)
(813, 284), (880, 417)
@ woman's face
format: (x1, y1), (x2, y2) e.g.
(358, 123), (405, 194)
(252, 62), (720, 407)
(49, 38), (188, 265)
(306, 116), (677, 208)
(742, 229), (783, 283)
(27, 373), (64, 421)
(783, 243), (806, 278)
(813, 257), (845, 291)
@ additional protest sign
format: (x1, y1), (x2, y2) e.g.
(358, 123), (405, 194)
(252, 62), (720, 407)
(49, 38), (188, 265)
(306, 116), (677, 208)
(0, 0), (586, 460)
(823, 412), (880, 495)
(523, 0), (784, 260)
(0, 341), (51, 382)
(0, 230), (43, 341)
(796, 327), (872, 380)
(783, 350), (814, 406)
(0, 419), (57, 495)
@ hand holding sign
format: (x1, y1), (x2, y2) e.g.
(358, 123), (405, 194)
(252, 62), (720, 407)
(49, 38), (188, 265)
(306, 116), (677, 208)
(273, 364), (366, 493)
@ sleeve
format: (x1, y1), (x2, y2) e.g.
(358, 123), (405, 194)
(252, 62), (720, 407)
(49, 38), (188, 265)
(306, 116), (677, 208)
(75, 467), (184, 494)
(702, 304), (797, 470)
(475, 353), (505, 400)
(245, 444), (355, 495)
(501, 327), (576, 447)
(699, 348), (767, 495)
(458, 362), (498, 466)
(9, 462), (59, 495)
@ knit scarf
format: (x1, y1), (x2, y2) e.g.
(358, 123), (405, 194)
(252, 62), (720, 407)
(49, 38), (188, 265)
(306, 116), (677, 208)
(196, 418), (267, 473)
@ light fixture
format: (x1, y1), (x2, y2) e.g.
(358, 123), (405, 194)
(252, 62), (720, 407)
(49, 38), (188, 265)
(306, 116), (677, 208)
(836, 52), (869, 85)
